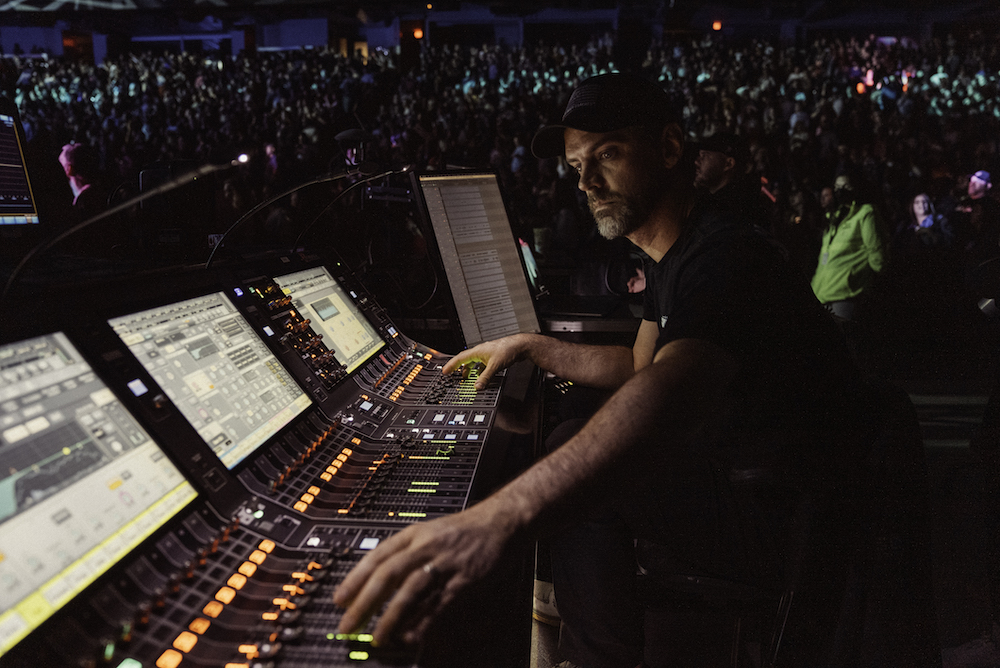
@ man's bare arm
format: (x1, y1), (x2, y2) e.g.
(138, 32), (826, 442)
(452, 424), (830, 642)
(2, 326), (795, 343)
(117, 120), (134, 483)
(443, 322), (659, 390)
(334, 337), (737, 645)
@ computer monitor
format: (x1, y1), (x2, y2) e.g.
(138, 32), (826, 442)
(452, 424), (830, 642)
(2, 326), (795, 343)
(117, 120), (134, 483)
(272, 266), (385, 375)
(0, 99), (39, 227)
(0, 332), (196, 655)
(413, 171), (540, 346)
(108, 292), (312, 469)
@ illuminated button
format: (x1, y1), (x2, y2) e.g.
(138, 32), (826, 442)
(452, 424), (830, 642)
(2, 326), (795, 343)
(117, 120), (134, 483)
(307, 561), (324, 570)
(445, 434), (457, 440)
(433, 413), (445, 422)
(337, 454), (348, 463)
(203, 600), (224, 618)
(238, 644), (260, 659)
(172, 631), (198, 652)
(474, 415), (486, 423)
(156, 649), (183, 668)
(320, 472), (333, 481)
(349, 651), (370, 660)
(248, 550), (267, 565)
(308, 485), (321, 495)
(227, 573), (248, 590)
(225, 664), (250, 668)
(238, 562), (258, 577)
(351, 437), (362, 446)
(291, 571), (314, 582)
(455, 414), (466, 422)
(282, 584), (305, 596)
(216, 586), (236, 604)
(272, 597), (296, 610)
(467, 434), (480, 440)
(294, 501), (308, 512)
(262, 612), (279, 621)
(188, 618), (211, 634)
(259, 540), (276, 553)
(300, 493), (315, 504)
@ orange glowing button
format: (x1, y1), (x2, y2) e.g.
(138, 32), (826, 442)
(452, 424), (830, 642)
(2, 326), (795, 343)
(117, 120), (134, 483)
(224, 664), (250, 668)
(320, 472), (333, 481)
(337, 454), (348, 462)
(238, 644), (260, 659)
(337, 508), (349, 514)
(258, 539), (276, 553)
(308, 485), (321, 495)
(293, 501), (308, 512)
(227, 573), (248, 590)
(307, 561), (324, 570)
(352, 437), (362, 445)
(215, 586), (236, 604)
(156, 649), (183, 668)
(188, 618), (211, 634)
(262, 611), (279, 621)
(282, 584), (305, 596)
(203, 600), (224, 618)
(291, 571), (314, 582)
(300, 493), (315, 504)
(248, 550), (267, 565)
(238, 562), (258, 577)
(173, 631), (198, 652)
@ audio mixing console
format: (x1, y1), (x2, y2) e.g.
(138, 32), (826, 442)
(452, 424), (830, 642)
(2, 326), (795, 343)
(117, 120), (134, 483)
(0, 252), (537, 668)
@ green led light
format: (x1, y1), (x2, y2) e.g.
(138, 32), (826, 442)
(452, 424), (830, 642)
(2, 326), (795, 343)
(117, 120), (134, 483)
(104, 643), (115, 661)
(410, 481), (439, 486)
(357, 633), (374, 643)
(398, 512), (427, 518)
(327, 632), (336, 640)
(407, 488), (437, 493)
(349, 650), (370, 660)
(115, 659), (142, 668)
(253, 509), (265, 519)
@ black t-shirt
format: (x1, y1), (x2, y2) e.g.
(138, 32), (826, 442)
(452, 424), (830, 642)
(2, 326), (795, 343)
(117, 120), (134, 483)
(643, 200), (870, 470)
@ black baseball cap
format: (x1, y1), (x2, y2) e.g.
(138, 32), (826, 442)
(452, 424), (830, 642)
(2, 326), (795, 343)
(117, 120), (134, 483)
(531, 73), (678, 159)
(691, 131), (750, 164)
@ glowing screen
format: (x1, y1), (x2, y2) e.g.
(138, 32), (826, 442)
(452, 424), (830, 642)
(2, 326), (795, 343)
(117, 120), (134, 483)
(0, 332), (195, 655)
(108, 293), (311, 469)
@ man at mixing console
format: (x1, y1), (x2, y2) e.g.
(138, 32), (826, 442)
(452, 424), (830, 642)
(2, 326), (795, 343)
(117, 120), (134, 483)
(333, 73), (873, 667)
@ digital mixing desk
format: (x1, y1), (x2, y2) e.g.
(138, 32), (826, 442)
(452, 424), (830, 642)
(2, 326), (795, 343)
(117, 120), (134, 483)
(0, 253), (538, 668)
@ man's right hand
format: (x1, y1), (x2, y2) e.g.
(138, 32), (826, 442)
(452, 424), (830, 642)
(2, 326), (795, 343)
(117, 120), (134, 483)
(441, 334), (529, 390)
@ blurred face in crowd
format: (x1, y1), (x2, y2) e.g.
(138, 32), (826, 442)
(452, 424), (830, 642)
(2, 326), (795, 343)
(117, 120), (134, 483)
(912, 194), (932, 220)
(820, 186), (835, 211)
(693, 150), (734, 193)
(969, 174), (991, 200)
(564, 126), (672, 240)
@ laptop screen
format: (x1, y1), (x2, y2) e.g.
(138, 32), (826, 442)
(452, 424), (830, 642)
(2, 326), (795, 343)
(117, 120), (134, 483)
(414, 172), (540, 346)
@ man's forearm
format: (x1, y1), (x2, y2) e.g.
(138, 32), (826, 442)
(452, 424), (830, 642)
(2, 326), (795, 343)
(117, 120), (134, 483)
(517, 332), (635, 389)
(487, 338), (736, 535)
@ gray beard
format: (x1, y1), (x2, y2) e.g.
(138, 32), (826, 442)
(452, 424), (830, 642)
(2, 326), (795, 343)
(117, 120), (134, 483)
(590, 192), (655, 240)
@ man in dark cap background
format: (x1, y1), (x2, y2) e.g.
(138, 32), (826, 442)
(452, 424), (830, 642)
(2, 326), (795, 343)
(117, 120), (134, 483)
(693, 131), (768, 229)
(334, 73), (872, 667)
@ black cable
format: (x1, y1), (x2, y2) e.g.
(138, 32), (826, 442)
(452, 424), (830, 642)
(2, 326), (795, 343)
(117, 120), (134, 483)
(1, 157), (245, 313)
(204, 165), (373, 269)
(290, 167), (407, 251)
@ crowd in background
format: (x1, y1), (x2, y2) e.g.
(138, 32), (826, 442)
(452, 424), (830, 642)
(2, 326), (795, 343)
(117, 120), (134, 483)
(8, 28), (1000, 321)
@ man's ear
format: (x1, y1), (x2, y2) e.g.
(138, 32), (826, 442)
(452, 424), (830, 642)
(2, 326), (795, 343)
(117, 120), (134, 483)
(660, 123), (683, 169)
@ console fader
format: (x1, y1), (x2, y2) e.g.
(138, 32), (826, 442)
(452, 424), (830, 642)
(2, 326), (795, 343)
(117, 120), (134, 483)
(0, 254), (537, 668)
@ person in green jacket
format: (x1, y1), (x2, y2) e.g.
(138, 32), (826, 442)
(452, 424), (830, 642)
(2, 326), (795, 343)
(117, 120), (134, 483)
(811, 174), (886, 320)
